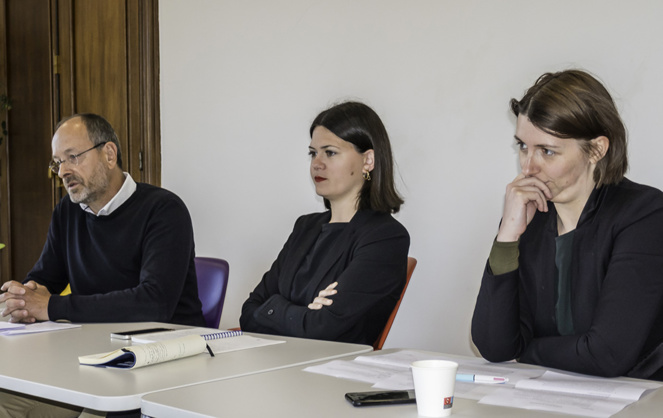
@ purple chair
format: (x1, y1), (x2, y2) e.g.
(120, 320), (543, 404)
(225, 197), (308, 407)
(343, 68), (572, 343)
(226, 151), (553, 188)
(194, 257), (230, 329)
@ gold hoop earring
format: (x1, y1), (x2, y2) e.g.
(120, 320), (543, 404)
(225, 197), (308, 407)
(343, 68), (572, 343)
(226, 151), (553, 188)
(362, 171), (371, 181)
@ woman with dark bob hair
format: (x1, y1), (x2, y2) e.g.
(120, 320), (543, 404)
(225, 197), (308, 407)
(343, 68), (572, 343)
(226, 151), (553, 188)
(240, 101), (409, 344)
(472, 69), (663, 380)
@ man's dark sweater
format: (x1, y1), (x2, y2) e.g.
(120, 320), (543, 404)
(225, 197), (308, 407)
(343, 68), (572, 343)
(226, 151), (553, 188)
(25, 183), (205, 326)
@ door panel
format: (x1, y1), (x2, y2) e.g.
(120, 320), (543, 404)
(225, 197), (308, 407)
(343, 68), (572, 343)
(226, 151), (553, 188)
(0, 0), (160, 283)
(4, 0), (55, 281)
(69, 0), (130, 170)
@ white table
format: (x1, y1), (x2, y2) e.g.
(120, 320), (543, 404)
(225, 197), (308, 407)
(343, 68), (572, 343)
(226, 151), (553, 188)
(140, 349), (663, 418)
(0, 322), (371, 412)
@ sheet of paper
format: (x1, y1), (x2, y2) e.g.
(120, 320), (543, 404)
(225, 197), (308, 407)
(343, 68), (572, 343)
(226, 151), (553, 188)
(368, 363), (542, 400)
(516, 370), (661, 402)
(354, 349), (543, 385)
(479, 371), (662, 417)
(304, 359), (406, 383)
(1, 321), (81, 335)
(206, 334), (284, 354)
(354, 350), (458, 368)
(479, 387), (632, 418)
(0, 322), (25, 332)
(304, 349), (543, 400)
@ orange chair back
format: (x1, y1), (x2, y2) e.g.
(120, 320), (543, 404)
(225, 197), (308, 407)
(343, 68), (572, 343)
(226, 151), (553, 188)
(373, 257), (417, 350)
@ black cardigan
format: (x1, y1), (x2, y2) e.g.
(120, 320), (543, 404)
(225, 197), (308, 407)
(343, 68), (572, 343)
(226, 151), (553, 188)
(240, 210), (410, 344)
(472, 178), (663, 379)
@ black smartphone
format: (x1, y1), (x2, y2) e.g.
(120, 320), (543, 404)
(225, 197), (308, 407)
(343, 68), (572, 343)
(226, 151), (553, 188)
(110, 327), (174, 340)
(345, 390), (416, 406)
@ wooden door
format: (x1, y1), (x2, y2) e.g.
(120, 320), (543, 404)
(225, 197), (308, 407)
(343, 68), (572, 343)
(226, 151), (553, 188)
(0, 0), (160, 283)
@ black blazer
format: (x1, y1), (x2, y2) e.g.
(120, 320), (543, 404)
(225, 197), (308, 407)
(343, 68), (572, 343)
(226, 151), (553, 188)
(240, 210), (410, 344)
(472, 178), (663, 379)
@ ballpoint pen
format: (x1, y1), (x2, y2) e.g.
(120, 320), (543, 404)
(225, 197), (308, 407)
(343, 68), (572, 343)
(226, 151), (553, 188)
(206, 344), (215, 357)
(456, 374), (509, 384)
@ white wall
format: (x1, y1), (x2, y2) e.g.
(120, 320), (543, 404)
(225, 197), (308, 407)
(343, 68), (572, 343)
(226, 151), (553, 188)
(158, 0), (663, 355)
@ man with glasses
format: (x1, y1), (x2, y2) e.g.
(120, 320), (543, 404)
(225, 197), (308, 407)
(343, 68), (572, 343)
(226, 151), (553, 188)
(0, 113), (205, 417)
(1, 112), (205, 326)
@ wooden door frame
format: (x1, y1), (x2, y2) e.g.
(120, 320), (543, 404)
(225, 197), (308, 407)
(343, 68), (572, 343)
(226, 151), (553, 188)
(0, 0), (10, 283)
(134, 0), (161, 186)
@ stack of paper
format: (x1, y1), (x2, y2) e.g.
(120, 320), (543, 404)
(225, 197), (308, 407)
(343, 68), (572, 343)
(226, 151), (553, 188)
(304, 350), (662, 418)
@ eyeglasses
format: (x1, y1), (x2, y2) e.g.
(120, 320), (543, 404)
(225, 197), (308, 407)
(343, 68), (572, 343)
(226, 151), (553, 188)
(49, 142), (108, 174)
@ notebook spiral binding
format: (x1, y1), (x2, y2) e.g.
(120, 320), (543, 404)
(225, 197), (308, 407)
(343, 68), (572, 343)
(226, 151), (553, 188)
(202, 330), (243, 340)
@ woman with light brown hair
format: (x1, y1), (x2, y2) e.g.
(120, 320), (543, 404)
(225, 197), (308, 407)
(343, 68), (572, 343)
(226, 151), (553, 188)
(472, 69), (663, 380)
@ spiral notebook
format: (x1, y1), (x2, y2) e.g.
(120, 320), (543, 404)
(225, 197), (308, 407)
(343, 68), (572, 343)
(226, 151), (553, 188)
(131, 327), (284, 354)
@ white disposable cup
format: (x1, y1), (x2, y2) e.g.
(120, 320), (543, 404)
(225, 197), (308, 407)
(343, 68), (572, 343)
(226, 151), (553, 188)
(411, 360), (458, 417)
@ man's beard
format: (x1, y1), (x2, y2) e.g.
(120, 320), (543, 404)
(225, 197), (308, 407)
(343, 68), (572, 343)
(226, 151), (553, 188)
(65, 165), (110, 206)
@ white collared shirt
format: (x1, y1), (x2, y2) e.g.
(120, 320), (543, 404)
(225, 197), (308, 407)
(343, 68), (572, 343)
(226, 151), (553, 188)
(80, 172), (137, 216)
